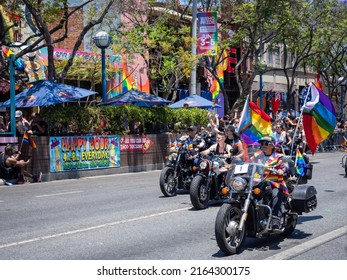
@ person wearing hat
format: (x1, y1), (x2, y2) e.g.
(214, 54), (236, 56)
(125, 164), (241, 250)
(250, 135), (289, 230)
(0, 144), (42, 185)
(180, 125), (206, 152)
(7, 110), (30, 136)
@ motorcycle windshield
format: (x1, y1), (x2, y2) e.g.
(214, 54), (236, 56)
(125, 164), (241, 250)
(230, 162), (266, 183)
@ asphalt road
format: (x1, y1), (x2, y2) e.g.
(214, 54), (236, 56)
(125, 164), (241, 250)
(0, 151), (346, 260)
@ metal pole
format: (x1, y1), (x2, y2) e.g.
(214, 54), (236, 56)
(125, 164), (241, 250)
(259, 72), (263, 109)
(101, 48), (107, 103)
(10, 54), (16, 136)
(189, 0), (197, 96)
(341, 82), (345, 120)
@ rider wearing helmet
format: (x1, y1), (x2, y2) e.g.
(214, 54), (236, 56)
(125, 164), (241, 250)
(250, 136), (289, 229)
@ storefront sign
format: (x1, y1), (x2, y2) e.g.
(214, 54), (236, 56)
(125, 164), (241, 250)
(197, 12), (218, 56)
(120, 135), (153, 152)
(49, 135), (120, 172)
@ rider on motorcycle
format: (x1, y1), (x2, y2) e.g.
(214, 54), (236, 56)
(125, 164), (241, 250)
(250, 136), (289, 229)
(224, 125), (245, 161)
(180, 125), (206, 163)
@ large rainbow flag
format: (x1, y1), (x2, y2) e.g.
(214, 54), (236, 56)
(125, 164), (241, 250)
(302, 83), (336, 155)
(237, 97), (272, 145)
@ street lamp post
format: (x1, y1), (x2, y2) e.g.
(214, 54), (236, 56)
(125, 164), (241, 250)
(93, 31), (111, 103)
(258, 61), (267, 110)
(338, 76), (346, 120)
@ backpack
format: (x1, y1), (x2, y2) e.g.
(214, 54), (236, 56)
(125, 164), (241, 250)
(0, 153), (15, 180)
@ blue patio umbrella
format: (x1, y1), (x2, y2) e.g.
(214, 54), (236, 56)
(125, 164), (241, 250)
(1, 80), (97, 108)
(103, 89), (171, 107)
(169, 94), (221, 109)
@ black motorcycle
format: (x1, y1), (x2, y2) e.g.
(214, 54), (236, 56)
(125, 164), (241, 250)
(189, 154), (238, 210)
(215, 161), (317, 255)
(159, 139), (198, 197)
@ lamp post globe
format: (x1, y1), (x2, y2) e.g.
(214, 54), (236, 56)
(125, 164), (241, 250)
(93, 31), (111, 103)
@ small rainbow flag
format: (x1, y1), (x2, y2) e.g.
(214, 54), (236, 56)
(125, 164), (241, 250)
(342, 136), (347, 147)
(295, 148), (306, 177)
(23, 131), (37, 149)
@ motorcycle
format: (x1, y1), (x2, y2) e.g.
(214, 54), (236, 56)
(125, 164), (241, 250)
(159, 139), (198, 197)
(189, 153), (239, 210)
(215, 161), (317, 255)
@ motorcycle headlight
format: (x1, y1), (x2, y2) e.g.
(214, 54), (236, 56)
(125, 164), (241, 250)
(230, 177), (247, 191)
(199, 160), (208, 170)
(169, 153), (177, 160)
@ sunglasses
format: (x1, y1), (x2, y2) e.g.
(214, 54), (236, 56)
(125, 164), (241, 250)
(260, 142), (272, 147)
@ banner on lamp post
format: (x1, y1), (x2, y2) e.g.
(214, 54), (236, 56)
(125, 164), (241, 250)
(197, 12), (218, 56)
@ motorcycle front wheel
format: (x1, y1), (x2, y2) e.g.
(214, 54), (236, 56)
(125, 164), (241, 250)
(215, 204), (246, 255)
(190, 175), (210, 210)
(159, 166), (177, 197)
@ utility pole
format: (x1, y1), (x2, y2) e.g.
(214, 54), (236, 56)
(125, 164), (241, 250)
(189, 0), (197, 96)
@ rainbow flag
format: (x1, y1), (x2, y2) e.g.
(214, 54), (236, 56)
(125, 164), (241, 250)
(342, 136), (347, 148)
(23, 131), (37, 149)
(237, 97), (272, 145)
(302, 83), (336, 155)
(210, 50), (228, 103)
(295, 148), (306, 177)
(121, 60), (136, 93)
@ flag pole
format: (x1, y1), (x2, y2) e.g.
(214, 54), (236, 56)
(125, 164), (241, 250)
(18, 130), (27, 153)
(290, 83), (312, 154)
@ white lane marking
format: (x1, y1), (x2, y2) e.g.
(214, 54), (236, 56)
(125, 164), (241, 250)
(35, 191), (83, 198)
(266, 225), (347, 260)
(0, 206), (191, 249)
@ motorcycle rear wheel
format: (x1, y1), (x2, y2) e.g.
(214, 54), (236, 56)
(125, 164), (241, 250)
(190, 175), (210, 210)
(159, 167), (177, 197)
(215, 204), (246, 255)
(280, 214), (298, 237)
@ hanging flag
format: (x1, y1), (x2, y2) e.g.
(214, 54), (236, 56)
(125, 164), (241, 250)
(197, 12), (218, 56)
(295, 148), (306, 177)
(237, 97), (272, 145)
(302, 83), (336, 155)
(23, 131), (37, 149)
(271, 92), (281, 115)
(121, 59), (136, 93)
(316, 73), (323, 91)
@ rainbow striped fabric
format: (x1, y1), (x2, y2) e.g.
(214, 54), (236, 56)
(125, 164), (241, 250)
(303, 83), (336, 155)
(295, 148), (306, 177)
(121, 61), (135, 93)
(237, 97), (272, 145)
(23, 131), (37, 149)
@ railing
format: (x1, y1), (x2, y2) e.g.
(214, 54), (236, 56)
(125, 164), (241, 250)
(316, 131), (347, 152)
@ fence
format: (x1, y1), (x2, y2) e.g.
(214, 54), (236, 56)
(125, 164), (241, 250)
(317, 131), (347, 152)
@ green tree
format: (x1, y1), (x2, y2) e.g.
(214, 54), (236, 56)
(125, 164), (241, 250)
(1, 0), (116, 82)
(111, 0), (193, 100)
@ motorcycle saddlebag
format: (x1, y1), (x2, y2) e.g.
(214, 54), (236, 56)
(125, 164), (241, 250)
(290, 185), (317, 214)
(304, 163), (313, 180)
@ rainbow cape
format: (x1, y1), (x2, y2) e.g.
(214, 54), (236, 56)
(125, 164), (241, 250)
(302, 83), (336, 155)
(237, 97), (272, 145)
